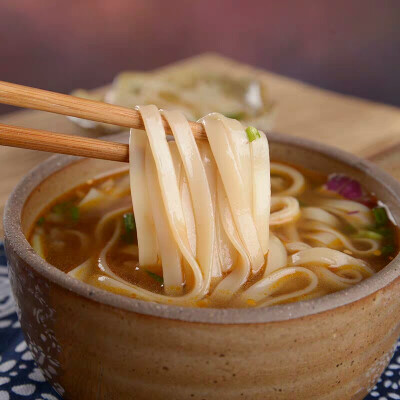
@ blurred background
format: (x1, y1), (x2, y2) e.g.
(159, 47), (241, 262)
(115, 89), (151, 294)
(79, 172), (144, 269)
(1, 0), (399, 115)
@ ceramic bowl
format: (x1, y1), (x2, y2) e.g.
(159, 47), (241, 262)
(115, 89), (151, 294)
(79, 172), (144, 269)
(4, 132), (400, 400)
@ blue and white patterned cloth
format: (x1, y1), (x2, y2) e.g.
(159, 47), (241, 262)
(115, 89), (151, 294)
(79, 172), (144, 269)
(0, 244), (399, 399)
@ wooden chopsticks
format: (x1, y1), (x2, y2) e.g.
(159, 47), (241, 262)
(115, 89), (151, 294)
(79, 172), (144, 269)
(0, 81), (206, 138)
(0, 123), (130, 162)
(0, 81), (208, 162)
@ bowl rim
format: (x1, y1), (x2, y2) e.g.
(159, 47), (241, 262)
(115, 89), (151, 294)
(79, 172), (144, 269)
(4, 131), (400, 324)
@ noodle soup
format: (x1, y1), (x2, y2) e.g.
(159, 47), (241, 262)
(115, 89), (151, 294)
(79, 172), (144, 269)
(28, 161), (397, 308)
(8, 118), (400, 400)
(27, 108), (399, 308)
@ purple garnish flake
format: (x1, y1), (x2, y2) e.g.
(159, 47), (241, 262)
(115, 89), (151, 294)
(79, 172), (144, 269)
(326, 174), (363, 199)
(326, 174), (350, 191)
(347, 210), (359, 215)
(326, 174), (373, 206)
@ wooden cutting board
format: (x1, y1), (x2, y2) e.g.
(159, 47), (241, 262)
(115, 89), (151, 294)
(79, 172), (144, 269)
(0, 53), (399, 237)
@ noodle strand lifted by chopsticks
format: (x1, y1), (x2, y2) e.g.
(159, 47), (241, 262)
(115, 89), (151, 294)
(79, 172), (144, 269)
(67, 107), (377, 307)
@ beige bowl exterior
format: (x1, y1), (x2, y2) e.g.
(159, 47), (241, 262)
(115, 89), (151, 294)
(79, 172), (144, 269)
(4, 132), (400, 400)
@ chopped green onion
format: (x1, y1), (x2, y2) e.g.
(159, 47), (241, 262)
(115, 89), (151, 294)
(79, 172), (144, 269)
(381, 244), (395, 256)
(36, 216), (45, 226)
(122, 213), (136, 243)
(246, 126), (261, 142)
(52, 201), (80, 222)
(374, 226), (394, 238)
(70, 206), (80, 221)
(298, 200), (307, 207)
(372, 207), (388, 227)
(123, 213), (135, 232)
(353, 230), (383, 240)
(52, 202), (67, 215)
(145, 269), (164, 284)
(224, 112), (245, 120)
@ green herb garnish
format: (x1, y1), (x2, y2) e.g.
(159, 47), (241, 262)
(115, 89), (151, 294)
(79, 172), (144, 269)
(70, 206), (80, 221)
(123, 213), (135, 232)
(353, 230), (383, 240)
(52, 202), (68, 215)
(372, 207), (388, 227)
(145, 269), (164, 284)
(374, 226), (394, 238)
(298, 200), (307, 207)
(246, 126), (261, 142)
(381, 244), (395, 256)
(52, 201), (80, 222)
(121, 213), (136, 243)
(36, 216), (45, 226)
(224, 112), (245, 120)
(368, 206), (397, 256)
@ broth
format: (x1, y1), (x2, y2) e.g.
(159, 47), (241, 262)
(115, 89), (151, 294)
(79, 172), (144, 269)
(28, 164), (398, 308)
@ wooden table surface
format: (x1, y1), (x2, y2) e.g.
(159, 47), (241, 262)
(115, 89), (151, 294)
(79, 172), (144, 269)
(0, 53), (399, 237)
